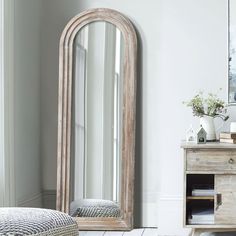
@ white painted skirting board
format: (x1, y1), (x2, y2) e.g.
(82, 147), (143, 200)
(17, 192), (42, 208)
(157, 196), (190, 236)
(140, 191), (159, 227)
(16, 190), (57, 209)
(42, 190), (56, 209)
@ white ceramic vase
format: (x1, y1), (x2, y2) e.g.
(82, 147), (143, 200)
(200, 116), (216, 141)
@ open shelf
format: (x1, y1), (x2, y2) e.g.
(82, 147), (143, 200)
(187, 196), (214, 201)
(186, 174), (215, 225)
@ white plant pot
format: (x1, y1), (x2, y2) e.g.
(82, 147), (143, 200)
(200, 116), (216, 141)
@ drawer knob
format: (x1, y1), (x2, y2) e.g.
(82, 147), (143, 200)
(229, 158), (234, 164)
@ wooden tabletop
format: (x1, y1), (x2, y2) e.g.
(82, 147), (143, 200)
(181, 141), (236, 149)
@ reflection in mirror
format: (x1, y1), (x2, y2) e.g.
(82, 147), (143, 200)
(229, 0), (236, 103)
(70, 22), (125, 218)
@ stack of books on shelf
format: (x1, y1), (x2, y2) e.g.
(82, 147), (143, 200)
(192, 188), (215, 197)
(188, 184), (215, 224)
(191, 184), (215, 197)
(220, 132), (236, 144)
(188, 208), (214, 225)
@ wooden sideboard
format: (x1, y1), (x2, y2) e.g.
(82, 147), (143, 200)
(181, 142), (236, 236)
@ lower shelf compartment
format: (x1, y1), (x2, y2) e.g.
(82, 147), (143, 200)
(186, 174), (215, 225)
(187, 200), (214, 225)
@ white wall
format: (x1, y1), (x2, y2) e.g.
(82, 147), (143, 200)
(40, 0), (81, 191)
(40, 0), (235, 234)
(154, 1), (229, 234)
(14, 0), (42, 207)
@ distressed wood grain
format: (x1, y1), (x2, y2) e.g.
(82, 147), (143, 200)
(56, 8), (137, 231)
(186, 149), (236, 172)
(182, 144), (236, 234)
(215, 175), (236, 225)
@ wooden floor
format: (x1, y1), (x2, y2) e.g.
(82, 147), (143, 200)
(79, 228), (159, 236)
(79, 229), (236, 236)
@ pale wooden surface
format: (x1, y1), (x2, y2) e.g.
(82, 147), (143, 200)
(186, 196), (214, 200)
(215, 175), (236, 225)
(186, 149), (236, 172)
(182, 144), (236, 234)
(181, 141), (236, 149)
(186, 225), (236, 229)
(56, 8), (137, 231)
(191, 228), (236, 236)
(183, 149), (187, 230)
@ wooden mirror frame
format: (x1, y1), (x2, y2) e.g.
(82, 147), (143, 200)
(56, 8), (137, 231)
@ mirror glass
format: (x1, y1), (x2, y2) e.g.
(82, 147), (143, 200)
(229, 0), (236, 103)
(69, 21), (125, 218)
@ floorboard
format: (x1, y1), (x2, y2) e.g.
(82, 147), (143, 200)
(79, 232), (87, 236)
(79, 229), (236, 236)
(84, 232), (105, 236)
(122, 229), (145, 235)
(80, 228), (159, 236)
(142, 228), (158, 236)
(104, 232), (124, 236)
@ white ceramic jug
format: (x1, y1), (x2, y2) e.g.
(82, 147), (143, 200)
(200, 115), (223, 141)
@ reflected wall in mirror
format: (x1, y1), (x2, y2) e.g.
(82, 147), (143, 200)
(56, 8), (137, 231)
(229, 0), (236, 103)
(70, 22), (124, 217)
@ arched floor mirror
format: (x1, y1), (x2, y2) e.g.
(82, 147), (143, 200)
(56, 8), (137, 230)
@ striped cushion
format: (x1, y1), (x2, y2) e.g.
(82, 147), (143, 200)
(0, 208), (79, 235)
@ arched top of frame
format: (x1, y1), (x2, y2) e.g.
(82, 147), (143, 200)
(60, 8), (137, 52)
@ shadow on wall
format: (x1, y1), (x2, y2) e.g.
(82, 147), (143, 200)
(134, 27), (143, 227)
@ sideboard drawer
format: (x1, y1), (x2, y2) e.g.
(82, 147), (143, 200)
(186, 149), (236, 171)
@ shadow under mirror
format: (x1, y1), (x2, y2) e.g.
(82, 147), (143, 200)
(70, 21), (125, 219)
